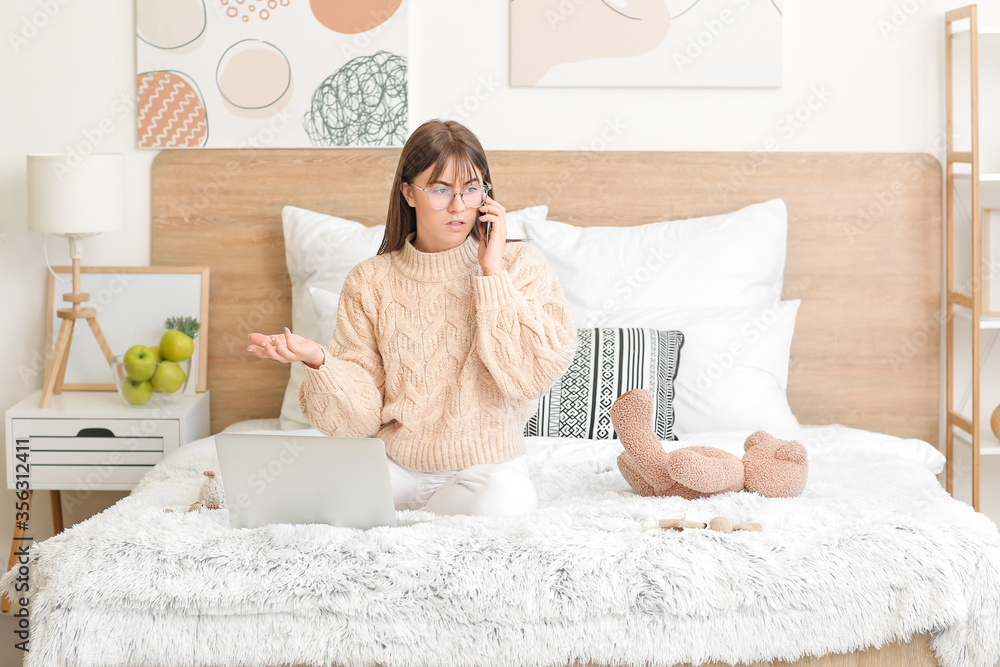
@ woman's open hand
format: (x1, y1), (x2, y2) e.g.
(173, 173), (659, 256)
(247, 328), (325, 369)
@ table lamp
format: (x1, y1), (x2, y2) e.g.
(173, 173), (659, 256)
(28, 153), (125, 408)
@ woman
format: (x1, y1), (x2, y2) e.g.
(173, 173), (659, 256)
(247, 119), (577, 516)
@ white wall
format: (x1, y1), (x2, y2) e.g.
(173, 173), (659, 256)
(2, 0), (999, 557)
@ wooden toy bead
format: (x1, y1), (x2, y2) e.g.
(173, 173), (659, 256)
(736, 522), (763, 532)
(642, 517), (764, 534)
(709, 516), (734, 533)
(641, 519), (707, 532)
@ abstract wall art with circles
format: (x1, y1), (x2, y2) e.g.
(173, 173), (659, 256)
(136, 0), (408, 148)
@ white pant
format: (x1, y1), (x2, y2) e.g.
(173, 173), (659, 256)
(389, 456), (538, 517)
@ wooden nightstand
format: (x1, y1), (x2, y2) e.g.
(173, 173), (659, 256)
(2, 390), (210, 611)
(5, 390), (210, 492)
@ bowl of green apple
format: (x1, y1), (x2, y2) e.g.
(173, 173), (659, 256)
(112, 321), (197, 407)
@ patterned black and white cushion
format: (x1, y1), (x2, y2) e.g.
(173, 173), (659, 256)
(525, 328), (684, 441)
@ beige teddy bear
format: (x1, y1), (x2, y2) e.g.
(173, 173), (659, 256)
(611, 389), (808, 499)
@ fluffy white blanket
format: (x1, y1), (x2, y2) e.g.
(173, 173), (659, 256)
(3, 425), (999, 667)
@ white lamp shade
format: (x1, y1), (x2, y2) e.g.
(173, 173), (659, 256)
(27, 154), (125, 235)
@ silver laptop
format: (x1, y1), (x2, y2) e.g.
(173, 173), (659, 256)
(214, 433), (397, 530)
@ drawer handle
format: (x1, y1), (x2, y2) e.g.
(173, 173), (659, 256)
(76, 427), (115, 438)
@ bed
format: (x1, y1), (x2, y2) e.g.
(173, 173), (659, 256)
(5, 148), (1000, 667)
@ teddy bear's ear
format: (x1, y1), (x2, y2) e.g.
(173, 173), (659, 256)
(775, 441), (807, 465)
(744, 431), (770, 451)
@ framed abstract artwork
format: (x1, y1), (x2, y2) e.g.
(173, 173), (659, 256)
(136, 0), (408, 148)
(510, 0), (782, 87)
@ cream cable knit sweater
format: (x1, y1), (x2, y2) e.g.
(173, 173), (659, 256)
(299, 233), (577, 472)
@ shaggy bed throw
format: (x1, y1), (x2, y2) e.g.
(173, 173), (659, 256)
(3, 426), (999, 667)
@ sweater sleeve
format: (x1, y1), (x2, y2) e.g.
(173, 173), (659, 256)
(472, 244), (577, 400)
(299, 267), (384, 437)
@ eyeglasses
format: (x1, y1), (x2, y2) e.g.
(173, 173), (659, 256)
(409, 181), (491, 210)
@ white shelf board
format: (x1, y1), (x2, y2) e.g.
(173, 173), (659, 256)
(953, 172), (1000, 181)
(953, 428), (1000, 455)
(952, 172), (1000, 209)
(953, 309), (1000, 328)
(951, 26), (1000, 36)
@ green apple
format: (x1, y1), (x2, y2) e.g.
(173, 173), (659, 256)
(123, 345), (156, 381)
(149, 345), (162, 363)
(151, 361), (187, 394)
(160, 330), (194, 362)
(120, 378), (154, 405)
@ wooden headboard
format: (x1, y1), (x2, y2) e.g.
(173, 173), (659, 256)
(152, 150), (942, 443)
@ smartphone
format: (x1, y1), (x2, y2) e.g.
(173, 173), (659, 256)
(481, 217), (491, 246)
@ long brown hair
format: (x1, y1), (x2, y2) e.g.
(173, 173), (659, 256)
(378, 119), (493, 255)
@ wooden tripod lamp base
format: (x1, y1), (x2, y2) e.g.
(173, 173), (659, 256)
(39, 257), (115, 409)
(27, 153), (124, 408)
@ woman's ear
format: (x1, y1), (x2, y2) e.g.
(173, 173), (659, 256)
(400, 182), (416, 207)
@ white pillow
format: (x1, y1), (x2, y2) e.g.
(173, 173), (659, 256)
(576, 301), (801, 435)
(310, 285), (341, 346)
(279, 204), (549, 429)
(523, 199), (787, 312)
